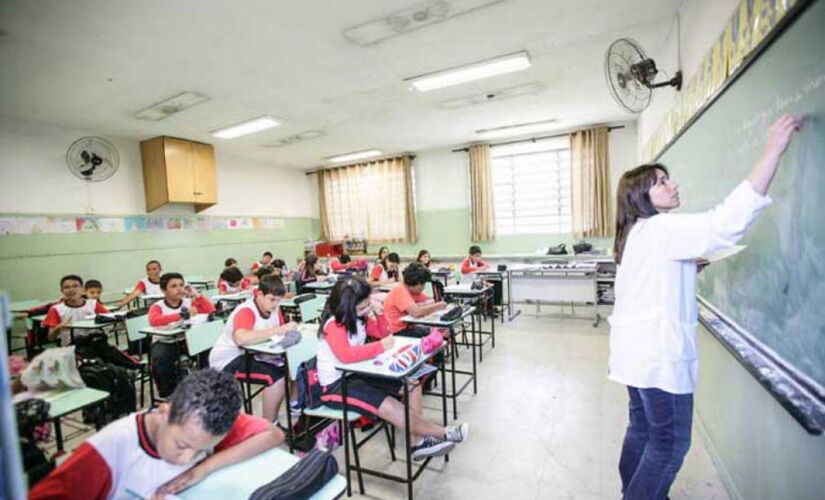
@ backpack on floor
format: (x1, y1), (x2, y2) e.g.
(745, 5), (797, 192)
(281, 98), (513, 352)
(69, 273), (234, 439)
(78, 359), (136, 423)
(248, 449), (338, 500)
(294, 357), (323, 410)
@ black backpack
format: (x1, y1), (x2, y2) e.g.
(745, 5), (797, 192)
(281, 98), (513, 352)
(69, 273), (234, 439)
(294, 357), (323, 410)
(248, 449), (338, 500)
(78, 359), (136, 423)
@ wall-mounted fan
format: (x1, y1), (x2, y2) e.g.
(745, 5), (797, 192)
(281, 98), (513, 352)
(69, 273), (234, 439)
(605, 38), (682, 113)
(66, 136), (120, 182)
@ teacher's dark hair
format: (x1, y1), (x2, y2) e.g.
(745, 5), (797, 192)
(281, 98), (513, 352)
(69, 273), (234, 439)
(614, 164), (667, 264)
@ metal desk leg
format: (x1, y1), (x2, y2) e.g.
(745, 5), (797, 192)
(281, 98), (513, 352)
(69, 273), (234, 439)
(342, 374), (352, 496)
(243, 351), (252, 414)
(52, 417), (64, 453)
(284, 359), (294, 453)
(403, 380), (413, 500)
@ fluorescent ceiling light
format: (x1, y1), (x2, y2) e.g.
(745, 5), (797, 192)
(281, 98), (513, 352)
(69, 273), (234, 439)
(327, 149), (383, 163)
(212, 116), (281, 139)
(436, 81), (546, 109)
(405, 51), (530, 91)
(134, 92), (209, 121)
(343, 0), (505, 46)
(476, 119), (558, 139)
(263, 130), (325, 148)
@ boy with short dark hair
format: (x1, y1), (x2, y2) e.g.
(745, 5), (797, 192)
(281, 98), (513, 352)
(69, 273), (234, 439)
(218, 266), (249, 294)
(460, 245), (488, 280)
(43, 275), (110, 346)
(30, 369), (284, 499)
(148, 272), (217, 398)
(210, 275), (298, 423)
(383, 263), (447, 335)
(83, 279), (103, 301)
(251, 251), (274, 273)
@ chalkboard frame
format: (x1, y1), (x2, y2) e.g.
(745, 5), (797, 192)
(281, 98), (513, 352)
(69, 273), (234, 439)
(654, 0), (825, 434)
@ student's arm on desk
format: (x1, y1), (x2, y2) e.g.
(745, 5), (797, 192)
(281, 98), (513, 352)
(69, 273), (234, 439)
(153, 415), (284, 497)
(406, 300), (447, 318)
(148, 303), (181, 327)
(117, 282), (145, 308)
(231, 308), (299, 346)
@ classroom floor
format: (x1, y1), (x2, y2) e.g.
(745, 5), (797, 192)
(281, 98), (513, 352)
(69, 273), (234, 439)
(326, 308), (730, 500)
(51, 308), (730, 500)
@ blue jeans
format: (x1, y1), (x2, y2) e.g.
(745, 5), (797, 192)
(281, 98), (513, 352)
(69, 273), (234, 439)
(619, 386), (693, 500)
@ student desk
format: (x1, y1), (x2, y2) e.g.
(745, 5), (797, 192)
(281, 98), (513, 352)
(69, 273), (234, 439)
(507, 262), (601, 326)
(475, 270), (512, 322)
(9, 299), (51, 356)
(304, 280), (336, 294)
(239, 325), (316, 452)
(184, 276), (215, 290)
(179, 447), (347, 500)
(139, 321), (195, 405)
(443, 283), (496, 362)
(402, 305), (476, 419)
(430, 269), (454, 286)
(212, 292), (251, 312)
(121, 290), (164, 309)
(338, 336), (448, 500)
(12, 388), (111, 453)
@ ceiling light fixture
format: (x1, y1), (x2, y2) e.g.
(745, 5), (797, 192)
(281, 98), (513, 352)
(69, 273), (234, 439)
(134, 92), (209, 121)
(327, 149), (383, 163)
(405, 51), (530, 91)
(476, 119), (559, 139)
(212, 116), (281, 139)
(342, 0), (505, 46)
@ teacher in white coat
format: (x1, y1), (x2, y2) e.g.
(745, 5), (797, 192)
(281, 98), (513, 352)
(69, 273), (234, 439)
(609, 114), (804, 500)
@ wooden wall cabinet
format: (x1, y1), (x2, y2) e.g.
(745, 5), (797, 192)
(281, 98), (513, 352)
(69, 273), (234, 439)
(140, 136), (218, 212)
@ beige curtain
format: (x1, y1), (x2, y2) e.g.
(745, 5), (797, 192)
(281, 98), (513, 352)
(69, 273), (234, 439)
(317, 155), (417, 243)
(468, 144), (496, 241)
(570, 127), (612, 238)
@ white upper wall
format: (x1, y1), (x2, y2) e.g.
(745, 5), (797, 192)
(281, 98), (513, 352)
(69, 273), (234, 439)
(637, 0), (741, 153)
(413, 120), (638, 212)
(0, 115), (317, 217)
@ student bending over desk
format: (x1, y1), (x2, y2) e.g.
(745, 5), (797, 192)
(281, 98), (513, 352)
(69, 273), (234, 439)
(316, 276), (468, 461)
(209, 275), (298, 423)
(29, 369), (283, 499)
(369, 252), (400, 286)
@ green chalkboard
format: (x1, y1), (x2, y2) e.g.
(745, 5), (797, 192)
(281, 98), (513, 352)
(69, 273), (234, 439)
(658, 0), (825, 388)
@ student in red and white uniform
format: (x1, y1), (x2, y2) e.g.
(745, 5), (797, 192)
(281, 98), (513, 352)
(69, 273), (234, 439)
(217, 266), (251, 294)
(460, 245), (489, 281)
(30, 369), (283, 500)
(117, 260), (163, 309)
(250, 251), (273, 273)
(369, 252), (400, 286)
(295, 253), (326, 294)
(383, 264), (447, 336)
(328, 254), (354, 273)
(210, 275), (297, 423)
(43, 275), (110, 346)
(316, 276), (469, 461)
(148, 273), (216, 398)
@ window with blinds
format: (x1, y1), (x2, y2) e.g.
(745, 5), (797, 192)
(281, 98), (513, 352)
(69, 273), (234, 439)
(491, 148), (572, 235)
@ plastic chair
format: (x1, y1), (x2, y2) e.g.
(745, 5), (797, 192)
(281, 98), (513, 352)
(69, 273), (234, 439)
(125, 314), (150, 407)
(289, 332), (395, 496)
(184, 319), (225, 359)
(298, 295), (326, 323)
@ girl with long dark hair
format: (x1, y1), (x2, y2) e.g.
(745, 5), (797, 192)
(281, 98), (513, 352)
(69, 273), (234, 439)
(315, 276), (469, 461)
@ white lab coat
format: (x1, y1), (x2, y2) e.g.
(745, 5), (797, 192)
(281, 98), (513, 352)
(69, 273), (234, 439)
(608, 181), (772, 394)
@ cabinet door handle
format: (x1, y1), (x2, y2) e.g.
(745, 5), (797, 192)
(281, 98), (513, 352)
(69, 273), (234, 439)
(194, 191), (202, 195)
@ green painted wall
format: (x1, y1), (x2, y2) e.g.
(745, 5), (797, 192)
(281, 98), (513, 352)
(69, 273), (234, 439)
(695, 325), (825, 500)
(0, 217), (318, 302)
(390, 208), (612, 258)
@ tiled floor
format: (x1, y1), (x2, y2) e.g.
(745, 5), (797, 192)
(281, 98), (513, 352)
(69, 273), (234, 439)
(49, 308), (730, 499)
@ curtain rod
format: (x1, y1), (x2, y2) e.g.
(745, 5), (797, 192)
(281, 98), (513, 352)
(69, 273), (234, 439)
(450, 124), (625, 153)
(304, 154), (416, 176)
